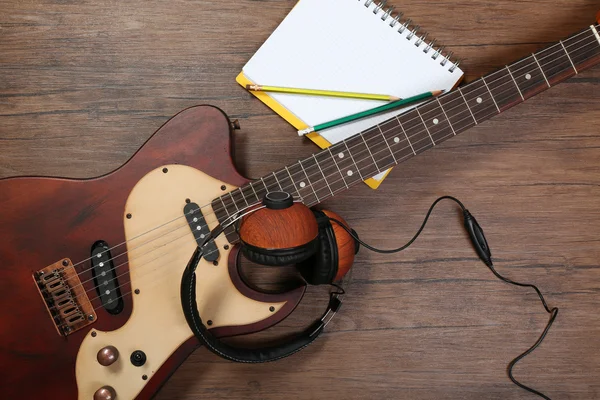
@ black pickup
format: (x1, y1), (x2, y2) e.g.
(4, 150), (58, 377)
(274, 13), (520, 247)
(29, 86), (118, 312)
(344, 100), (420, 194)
(184, 202), (219, 262)
(91, 241), (123, 314)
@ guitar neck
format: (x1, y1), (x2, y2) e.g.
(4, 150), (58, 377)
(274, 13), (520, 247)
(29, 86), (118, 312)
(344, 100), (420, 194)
(214, 24), (600, 235)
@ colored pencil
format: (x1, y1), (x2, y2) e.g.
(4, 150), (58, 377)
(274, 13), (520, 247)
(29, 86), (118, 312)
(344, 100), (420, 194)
(246, 84), (400, 102)
(298, 90), (444, 136)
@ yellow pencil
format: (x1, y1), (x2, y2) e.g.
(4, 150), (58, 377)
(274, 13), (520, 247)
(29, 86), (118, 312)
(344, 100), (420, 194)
(246, 84), (400, 101)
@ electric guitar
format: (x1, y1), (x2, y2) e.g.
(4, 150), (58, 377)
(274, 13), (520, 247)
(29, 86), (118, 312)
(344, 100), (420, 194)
(1, 16), (599, 400)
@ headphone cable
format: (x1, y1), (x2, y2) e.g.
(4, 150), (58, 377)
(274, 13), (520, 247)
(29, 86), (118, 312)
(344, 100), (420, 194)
(327, 196), (558, 400)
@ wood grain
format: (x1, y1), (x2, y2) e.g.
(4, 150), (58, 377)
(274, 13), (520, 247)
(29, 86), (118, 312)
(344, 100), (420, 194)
(1, 1), (599, 399)
(239, 203), (319, 250)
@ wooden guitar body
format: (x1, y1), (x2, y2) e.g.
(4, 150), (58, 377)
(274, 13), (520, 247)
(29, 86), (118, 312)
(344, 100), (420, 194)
(0, 106), (305, 399)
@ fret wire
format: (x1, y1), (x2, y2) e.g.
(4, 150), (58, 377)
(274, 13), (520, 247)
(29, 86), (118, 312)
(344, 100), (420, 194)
(560, 40), (578, 73)
(298, 160), (320, 202)
(535, 44), (578, 84)
(219, 197), (231, 217)
(505, 65), (525, 101)
(248, 181), (260, 202)
(457, 87), (478, 124)
(278, 56), (560, 201)
(241, 184), (258, 205)
(509, 57), (553, 100)
(335, 39), (600, 192)
(348, 134), (380, 178)
(363, 128), (396, 171)
(247, 66), (537, 203)
(532, 53), (551, 88)
(564, 33), (600, 67)
(378, 125), (397, 163)
(435, 98), (456, 135)
(359, 134), (382, 172)
(312, 154), (334, 196)
(459, 83), (501, 124)
(480, 76), (501, 113)
(232, 30), (600, 209)
(336, 30), (587, 158)
(284, 166), (303, 199)
(260, 177), (270, 193)
(342, 141), (365, 180)
(228, 192), (240, 212)
(237, 188), (250, 207)
(330, 143), (363, 186)
(439, 92), (477, 133)
(272, 171), (284, 191)
(592, 25), (600, 45)
(274, 169), (291, 196)
(395, 115), (416, 154)
(327, 147), (349, 188)
(415, 107), (435, 145)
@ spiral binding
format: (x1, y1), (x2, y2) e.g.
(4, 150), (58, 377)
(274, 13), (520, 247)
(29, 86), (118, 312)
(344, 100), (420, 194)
(359, 0), (460, 73)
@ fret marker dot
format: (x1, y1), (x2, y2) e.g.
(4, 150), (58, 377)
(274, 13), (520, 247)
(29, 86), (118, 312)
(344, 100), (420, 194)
(338, 152), (344, 159)
(476, 97), (483, 104)
(347, 170), (353, 176)
(526, 73), (532, 80)
(394, 137), (400, 143)
(105, 290), (110, 295)
(99, 262), (104, 267)
(299, 182), (306, 188)
(432, 118), (439, 125)
(196, 226), (201, 231)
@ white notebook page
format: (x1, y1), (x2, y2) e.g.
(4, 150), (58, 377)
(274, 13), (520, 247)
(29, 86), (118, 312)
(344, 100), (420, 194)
(243, 0), (464, 181)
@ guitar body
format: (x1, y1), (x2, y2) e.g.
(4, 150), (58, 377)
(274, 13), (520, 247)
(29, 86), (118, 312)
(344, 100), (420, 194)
(0, 106), (305, 399)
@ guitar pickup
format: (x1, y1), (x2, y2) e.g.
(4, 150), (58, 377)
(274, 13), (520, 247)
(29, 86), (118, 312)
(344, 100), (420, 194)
(91, 241), (123, 315)
(184, 202), (220, 262)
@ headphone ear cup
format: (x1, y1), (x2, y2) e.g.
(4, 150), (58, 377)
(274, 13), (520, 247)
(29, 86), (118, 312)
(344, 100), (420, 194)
(238, 202), (320, 266)
(241, 239), (319, 267)
(296, 211), (339, 285)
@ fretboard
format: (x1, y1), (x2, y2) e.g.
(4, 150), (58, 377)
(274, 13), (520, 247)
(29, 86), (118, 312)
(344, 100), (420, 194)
(214, 24), (600, 240)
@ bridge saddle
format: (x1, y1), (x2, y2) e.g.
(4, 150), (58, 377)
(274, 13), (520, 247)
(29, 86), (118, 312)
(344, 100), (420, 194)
(33, 258), (96, 336)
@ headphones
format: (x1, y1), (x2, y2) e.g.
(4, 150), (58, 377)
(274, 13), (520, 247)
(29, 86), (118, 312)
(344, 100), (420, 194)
(181, 193), (558, 398)
(238, 191), (360, 285)
(181, 191), (359, 363)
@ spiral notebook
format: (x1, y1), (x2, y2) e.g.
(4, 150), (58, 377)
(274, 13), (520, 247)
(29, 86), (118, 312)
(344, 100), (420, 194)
(237, 0), (464, 188)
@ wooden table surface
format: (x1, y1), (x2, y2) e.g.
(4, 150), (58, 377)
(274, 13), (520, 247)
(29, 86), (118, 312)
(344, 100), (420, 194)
(2, 1), (599, 399)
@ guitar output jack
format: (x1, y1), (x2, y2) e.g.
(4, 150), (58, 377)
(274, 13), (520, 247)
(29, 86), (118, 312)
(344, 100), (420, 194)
(130, 350), (147, 367)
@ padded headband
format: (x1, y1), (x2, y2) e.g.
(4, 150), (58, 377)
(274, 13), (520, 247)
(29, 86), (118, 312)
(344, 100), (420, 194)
(180, 246), (341, 363)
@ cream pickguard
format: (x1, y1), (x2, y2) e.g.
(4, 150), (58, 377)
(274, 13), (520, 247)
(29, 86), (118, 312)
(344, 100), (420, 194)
(75, 165), (287, 399)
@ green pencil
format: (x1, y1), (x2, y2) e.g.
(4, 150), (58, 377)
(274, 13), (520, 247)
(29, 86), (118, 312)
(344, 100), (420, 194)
(297, 90), (444, 136)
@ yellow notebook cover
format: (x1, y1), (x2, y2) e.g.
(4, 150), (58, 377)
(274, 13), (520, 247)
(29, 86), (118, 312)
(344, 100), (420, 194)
(236, 72), (389, 189)
(237, 0), (464, 189)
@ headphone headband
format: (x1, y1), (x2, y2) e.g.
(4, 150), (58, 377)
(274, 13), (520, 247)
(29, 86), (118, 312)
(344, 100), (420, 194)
(181, 246), (342, 363)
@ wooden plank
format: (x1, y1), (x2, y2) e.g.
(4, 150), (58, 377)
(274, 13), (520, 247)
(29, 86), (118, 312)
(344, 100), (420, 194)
(1, 0), (599, 398)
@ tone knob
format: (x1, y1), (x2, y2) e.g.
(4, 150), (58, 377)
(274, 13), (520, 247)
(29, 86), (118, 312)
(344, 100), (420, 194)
(93, 386), (116, 400)
(97, 346), (119, 366)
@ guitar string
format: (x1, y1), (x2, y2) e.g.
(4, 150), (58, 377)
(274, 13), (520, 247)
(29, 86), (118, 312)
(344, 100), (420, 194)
(79, 44), (599, 315)
(55, 25), (599, 280)
(206, 28), (600, 216)
(57, 26), (598, 280)
(46, 31), (600, 304)
(47, 40), (600, 313)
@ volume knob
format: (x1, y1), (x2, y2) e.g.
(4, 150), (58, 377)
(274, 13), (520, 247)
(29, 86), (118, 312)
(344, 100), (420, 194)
(97, 346), (119, 366)
(93, 386), (116, 400)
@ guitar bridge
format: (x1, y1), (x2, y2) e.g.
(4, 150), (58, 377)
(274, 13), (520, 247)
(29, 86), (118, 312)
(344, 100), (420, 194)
(33, 259), (96, 337)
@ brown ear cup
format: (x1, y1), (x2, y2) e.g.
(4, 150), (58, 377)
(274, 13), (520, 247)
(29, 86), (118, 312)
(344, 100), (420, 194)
(296, 210), (358, 285)
(239, 204), (358, 284)
(238, 202), (319, 266)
